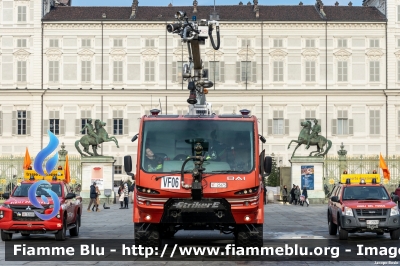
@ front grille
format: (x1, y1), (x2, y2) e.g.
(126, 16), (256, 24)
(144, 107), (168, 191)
(355, 209), (388, 216)
(12, 206), (45, 221)
(13, 216), (42, 221)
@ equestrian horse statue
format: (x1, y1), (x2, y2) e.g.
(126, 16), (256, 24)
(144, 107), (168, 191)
(75, 119), (119, 157)
(287, 120), (332, 158)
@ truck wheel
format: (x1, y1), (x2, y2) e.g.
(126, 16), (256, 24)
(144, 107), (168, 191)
(1, 230), (12, 241)
(390, 229), (400, 240)
(338, 225), (348, 240)
(69, 214), (80, 237)
(134, 223), (161, 247)
(235, 224), (263, 247)
(21, 233), (30, 237)
(328, 214), (337, 235)
(55, 218), (67, 241)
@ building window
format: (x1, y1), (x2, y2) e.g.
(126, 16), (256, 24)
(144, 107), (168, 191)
(273, 61), (283, 82)
(17, 39), (27, 48)
(305, 61), (315, 82)
(82, 39), (91, 48)
(17, 110), (27, 135)
(81, 118), (89, 135)
(17, 61), (27, 82)
(113, 39), (123, 47)
(369, 110), (380, 135)
(369, 39), (379, 48)
(17, 6), (27, 22)
(145, 61), (155, 81)
(49, 119), (60, 135)
(370, 61), (380, 82)
(49, 61), (59, 82)
(113, 119), (123, 135)
(241, 39), (251, 47)
(305, 110), (316, 121)
(398, 61), (400, 82)
(81, 61), (91, 82)
(114, 165), (122, 174)
(241, 61), (251, 82)
(145, 39), (155, 47)
(113, 61), (123, 82)
(176, 61), (185, 83)
(337, 61), (348, 82)
(338, 39), (347, 48)
(398, 111), (400, 135)
(305, 39), (315, 48)
(273, 110), (284, 135)
(273, 39), (283, 48)
(49, 39), (59, 48)
(337, 110), (348, 135)
(209, 61), (220, 82)
(398, 5), (400, 22)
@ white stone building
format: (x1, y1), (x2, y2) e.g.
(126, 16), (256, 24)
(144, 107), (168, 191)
(0, 0), (399, 179)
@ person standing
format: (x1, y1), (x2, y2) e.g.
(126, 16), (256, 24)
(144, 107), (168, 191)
(394, 184), (400, 208)
(123, 182), (129, 209)
(118, 184), (124, 209)
(294, 185), (301, 205)
(290, 184), (296, 204)
(281, 185), (288, 204)
(94, 185), (101, 212)
(87, 182), (97, 212)
(302, 186), (309, 207)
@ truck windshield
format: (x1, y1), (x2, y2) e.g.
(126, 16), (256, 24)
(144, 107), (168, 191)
(342, 186), (389, 200)
(141, 120), (254, 173)
(12, 183), (62, 197)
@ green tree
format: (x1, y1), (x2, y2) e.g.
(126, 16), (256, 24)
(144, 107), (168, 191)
(266, 157), (280, 187)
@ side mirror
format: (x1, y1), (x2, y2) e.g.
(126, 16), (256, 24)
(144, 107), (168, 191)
(392, 195), (399, 202)
(259, 134), (266, 144)
(124, 155), (134, 180)
(330, 196), (339, 203)
(2, 192), (10, 199)
(65, 192), (76, 200)
(131, 134), (138, 143)
(264, 156), (272, 175)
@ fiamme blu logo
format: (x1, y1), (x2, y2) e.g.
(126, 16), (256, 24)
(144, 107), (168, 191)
(28, 130), (60, 220)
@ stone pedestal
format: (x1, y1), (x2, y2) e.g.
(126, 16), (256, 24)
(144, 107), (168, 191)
(290, 156), (325, 204)
(80, 157), (115, 203)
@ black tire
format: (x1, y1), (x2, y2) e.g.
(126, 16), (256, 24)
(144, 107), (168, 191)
(21, 233), (30, 237)
(55, 217), (67, 241)
(338, 224), (348, 240)
(235, 224), (263, 247)
(134, 223), (161, 247)
(1, 230), (12, 241)
(328, 213), (337, 235)
(376, 232), (384, 236)
(390, 229), (400, 240)
(69, 214), (80, 237)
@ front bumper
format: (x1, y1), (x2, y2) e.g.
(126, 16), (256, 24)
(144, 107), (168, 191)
(340, 214), (400, 231)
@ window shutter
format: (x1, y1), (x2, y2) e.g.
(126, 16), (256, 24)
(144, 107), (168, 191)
(43, 119), (49, 134)
(12, 111), (16, 135)
(236, 62), (240, 83)
(331, 119), (337, 135)
(267, 119), (272, 135)
(252, 61), (257, 83)
(285, 119), (289, 135)
(107, 119), (112, 135)
(60, 119), (65, 135)
(0, 111), (2, 135)
(172, 62), (177, 82)
(26, 111), (31, 135)
(75, 119), (81, 135)
(349, 119), (354, 135)
(220, 62), (225, 82)
(123, 119), (129, 135)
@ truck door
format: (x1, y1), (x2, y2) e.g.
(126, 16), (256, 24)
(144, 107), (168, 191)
(63, 184), (74, 224)
(331, 186), (342, 224)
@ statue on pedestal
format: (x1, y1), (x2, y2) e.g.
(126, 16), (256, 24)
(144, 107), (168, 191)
(288, 120), (332, 158)
(75, 119), (119, 157)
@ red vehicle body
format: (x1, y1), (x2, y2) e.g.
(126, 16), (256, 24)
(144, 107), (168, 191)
(328, 174), (400, 240)
(0, 180), (82, 241)
(125, 114), (270, 247)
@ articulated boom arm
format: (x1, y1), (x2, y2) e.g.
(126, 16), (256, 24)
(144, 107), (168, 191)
(167, 11), (220, 115)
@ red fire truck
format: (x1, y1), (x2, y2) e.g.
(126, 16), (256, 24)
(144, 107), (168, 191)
(124, 10), (271, 247)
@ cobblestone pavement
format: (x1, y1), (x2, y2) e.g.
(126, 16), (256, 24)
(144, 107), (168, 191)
(0, 201), (395, 265)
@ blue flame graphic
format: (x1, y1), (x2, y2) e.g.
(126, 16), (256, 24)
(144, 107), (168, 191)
(28, 180), (60, 220)
(34, 130), (59, 176)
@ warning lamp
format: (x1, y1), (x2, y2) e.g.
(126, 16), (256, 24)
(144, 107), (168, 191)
(29, 175), (35, 181)
(372, 178), (377, 184)
(360, 179), (366, 184)
(150, 109), (160, 116)
(203, 88), (208, 94)
(58, 165), (63, 170)
(52, 175), (57, 181)
(346, 178), (351, 184)
(239, 109), (251, 116)
(343, 170), (348, 174)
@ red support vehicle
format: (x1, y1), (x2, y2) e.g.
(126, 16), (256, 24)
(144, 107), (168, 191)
(124, 10), (271, 247)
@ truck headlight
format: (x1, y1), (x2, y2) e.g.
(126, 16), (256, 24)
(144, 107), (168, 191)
(0, 210), (3, 219)
(390, 206), (399, 216)
(344, 206), (353, 216)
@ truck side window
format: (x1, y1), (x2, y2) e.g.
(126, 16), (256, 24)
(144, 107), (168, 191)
(331, 186), (338, 198)
(336, 187), (342, 200)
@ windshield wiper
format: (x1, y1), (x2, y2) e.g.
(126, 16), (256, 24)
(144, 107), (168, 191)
(210, 170), (248, 173)
(364, 198), (381, 200)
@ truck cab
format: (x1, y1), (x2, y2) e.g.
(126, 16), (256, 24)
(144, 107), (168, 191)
(0, 170), (82, 241)
(327, 174), (400, 240)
